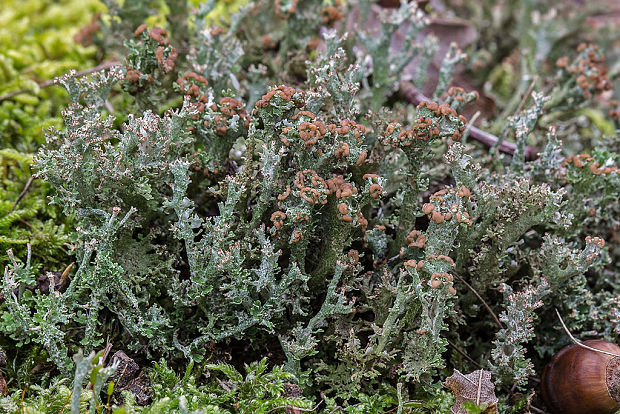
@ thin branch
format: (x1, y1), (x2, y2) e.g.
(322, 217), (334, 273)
(529, 405), (545, 414)
(59, 391), (73, 414)
(10, 176), (34, 213)
(446, 338), (482, 369)
(386, 260), (503, 329)
(555, 308), (620, 357)
(387, 253), (401, 263)
(91, 387), (101, 414)
(461, 110), (480, 144)
(20, 386), (26, 414)
(515, 76), (539, 114)
(86, 340), (114, 390)
(0, 61), (122, 102)
(101, 339), (113, 365)
(453, 273), (503, 329)
(399, 81), (539, 160)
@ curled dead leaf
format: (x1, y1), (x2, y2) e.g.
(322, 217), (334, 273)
(444, 369), (499, 414)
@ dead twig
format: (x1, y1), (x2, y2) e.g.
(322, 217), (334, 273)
(515, 76), (539, 114)
(461, 110), (480, 144)
(92, 387), (101, 414)
(453, 273), (503, 329)
(20, 385), (26, 414)
(10, 176), (34, 214)
(101, 338), (113, 365)
(399, 81), (539, 160)
(0, 61), (122, 103)
(446, 338), (482, 369)
(86, 341), (114, 390)
(59, 391), (73, 414)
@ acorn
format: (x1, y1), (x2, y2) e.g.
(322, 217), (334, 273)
(541, 339), (620, 414)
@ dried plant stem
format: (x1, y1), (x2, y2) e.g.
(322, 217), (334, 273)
(399, 81), (539, 160)
(92, 387), (101, 414)
(461, 110), (480, 144)
(20, 386), (26, 414)
(86, 341), (113, 391)
(515, 76), (539, 114)
(555, 308), (620, 358)
(101, 339), (113, 365)
(10, 176), (34, 213)
(446, 338), (482, 369)
(0, 61), (121, 102)
(59, 391), (73, 414)
(453, 273), (503, 329)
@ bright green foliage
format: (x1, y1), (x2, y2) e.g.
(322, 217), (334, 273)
(0, 355), (311, 414)
(0, 0), (104, 268)
(0, 150), (71, 267)
(0, 350), (115, 414)
(199, 0), (250, 24)
(0, 0), (104, 151)
(114, 357), (312, 413)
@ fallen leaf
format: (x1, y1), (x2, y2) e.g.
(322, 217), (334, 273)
(0, 373), (7, 397)
(444, 369), (499, 414)
(346, 3), (496, 122)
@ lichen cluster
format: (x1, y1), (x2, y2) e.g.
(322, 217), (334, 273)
(1, 0), (619, 412)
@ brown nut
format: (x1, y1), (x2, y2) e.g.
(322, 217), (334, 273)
(541, 339), (620, 414)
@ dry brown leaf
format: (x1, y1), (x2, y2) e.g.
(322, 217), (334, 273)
(0, 374), (6, 397)
(444, 369), (499, 414)
(346, 3), (496, 122)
